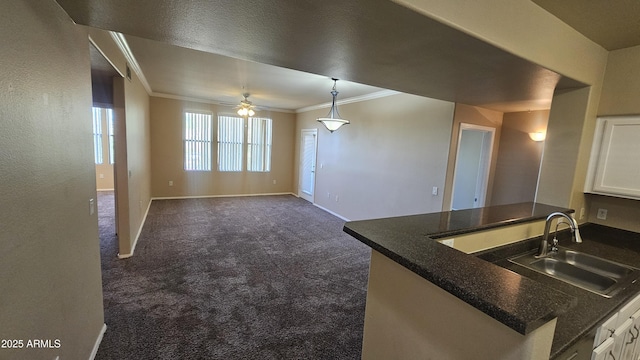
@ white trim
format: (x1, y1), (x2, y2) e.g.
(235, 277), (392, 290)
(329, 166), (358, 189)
(313, 203), (351, 222)
(96, 188), (115, 192)
(117, 198), (152, 259)
(152, 92), (295, 113)
(450, 123), (496, 210)
(89, 324), (107, 360)
(296, 89), (400, 113)
(109, 32), (152, 94)
(152, 192), (295, 201)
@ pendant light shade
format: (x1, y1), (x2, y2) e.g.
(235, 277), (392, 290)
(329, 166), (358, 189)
(317, 78), (349, 132)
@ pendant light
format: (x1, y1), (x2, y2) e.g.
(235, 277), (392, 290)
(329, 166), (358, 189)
(317, 78), (349, 132)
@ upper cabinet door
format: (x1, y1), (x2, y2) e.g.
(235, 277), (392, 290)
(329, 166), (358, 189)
(589, 116), (640, 199)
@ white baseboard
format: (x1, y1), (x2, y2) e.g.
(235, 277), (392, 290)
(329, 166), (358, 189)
(89, 323), (107, 360)
(313, 203), (351, 222)
(117, 198), (152, 259)
(151, 192), (296, 200)
(96, 188), (114, 192)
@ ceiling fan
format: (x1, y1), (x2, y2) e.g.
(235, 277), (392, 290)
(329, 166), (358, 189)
(235, 93), (257, 117)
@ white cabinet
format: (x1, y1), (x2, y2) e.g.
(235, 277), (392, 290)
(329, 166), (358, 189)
(591, 337), (614, 360)
(593, 293), (640, 360)
(586, 116), (640, 199)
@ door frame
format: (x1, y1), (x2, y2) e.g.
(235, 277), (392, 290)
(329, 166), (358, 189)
(450, 123), (495, 210)
(298, 129), (318, 203)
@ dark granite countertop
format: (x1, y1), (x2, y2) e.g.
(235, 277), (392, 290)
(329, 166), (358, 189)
(343, 202), (640, 359)
(348, 201), (573, 239)
(480, 224), (640, 359)
(343, 202), (576, 335)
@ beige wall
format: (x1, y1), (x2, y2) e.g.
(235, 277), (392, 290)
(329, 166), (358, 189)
(295, 93), (455, 221)
(598, 45), (640, 116)
(583, 45), (640, 233)
(150, 97), (295, 197)
(362, 250), (557, 359)
(395, 0), (609, 225)
(122, 70), (152, 255)
(394, 0), (607, 85)
(490, 110), (548, 206)
(443, 104), (503, 210)
(96, 163), (115, 190)
(0, 2), (105, 359)
(88, 28), (152, 256)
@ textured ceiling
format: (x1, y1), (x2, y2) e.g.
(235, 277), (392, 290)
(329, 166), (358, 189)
(124, 35), (385, 111)
(89, 42), (119, 78)
(532, 0), (640, 51)
(67, 0), (588, 112)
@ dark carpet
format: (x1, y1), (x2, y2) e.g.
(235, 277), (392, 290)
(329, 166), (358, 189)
(96, 193), (370, 360)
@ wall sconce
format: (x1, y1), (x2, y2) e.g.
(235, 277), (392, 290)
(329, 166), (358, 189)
(529, 131), (546, 142)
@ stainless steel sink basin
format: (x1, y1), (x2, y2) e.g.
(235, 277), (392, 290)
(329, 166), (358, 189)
(509, 247), (640, 297)
(556, 249), (633, 279)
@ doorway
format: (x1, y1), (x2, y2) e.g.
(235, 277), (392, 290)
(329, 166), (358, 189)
(90, 40), (123, 257)
(299, 129), (318, 203)
(451, 123), (495, 210)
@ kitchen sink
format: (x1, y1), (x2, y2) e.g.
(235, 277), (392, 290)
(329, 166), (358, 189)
(509, 247), (640, 297)
(555, 249), (634, 279)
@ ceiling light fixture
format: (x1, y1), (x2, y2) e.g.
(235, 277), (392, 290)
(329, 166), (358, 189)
(317, 78), (349, 133)
(237, 93), (256, 117)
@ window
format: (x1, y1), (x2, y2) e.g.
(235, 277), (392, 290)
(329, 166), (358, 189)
(107, 109), (115, 164)
(217, 115), (244, 172)
(92, 107), (103, 164)
(247, 117), (272, 172)
(184, 111), (213, 171)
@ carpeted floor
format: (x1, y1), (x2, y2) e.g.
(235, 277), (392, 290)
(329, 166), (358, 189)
(96, 192), (370, 359)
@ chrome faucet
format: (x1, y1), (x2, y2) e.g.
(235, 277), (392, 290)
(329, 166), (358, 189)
(536, 212), (582, 258)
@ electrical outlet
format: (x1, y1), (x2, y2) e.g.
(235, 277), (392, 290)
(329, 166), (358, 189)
(335, 195), (339, 202)
(99, 173), (105, 179)
(273, 180), (276, 185)
(168, 180), (173, 186)
(432, 186), (438, 196)
(597, 208), (608, 220)
(441, 239), (454, 247)
(89, 198), (95, 215)
(579, 207), (585, 220)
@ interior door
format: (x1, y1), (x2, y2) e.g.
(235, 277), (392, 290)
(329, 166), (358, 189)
(451, 124), (495, 210)
(299, 129), (317, 203)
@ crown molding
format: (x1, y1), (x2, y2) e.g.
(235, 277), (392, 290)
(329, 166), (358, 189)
(110, 32), (152, 94)
(296, 89), (400, 113)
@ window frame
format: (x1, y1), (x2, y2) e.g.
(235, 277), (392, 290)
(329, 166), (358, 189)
(92, 107), (104, 165)
(247, 117), (273, 172)
(217, 114), (245, 172)
(183, 110), (213, 172)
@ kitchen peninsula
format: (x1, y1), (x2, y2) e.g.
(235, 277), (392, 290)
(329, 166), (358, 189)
(344, 202), (640, 359)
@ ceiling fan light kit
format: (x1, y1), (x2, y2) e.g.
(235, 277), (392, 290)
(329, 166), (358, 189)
(237, 93), (256, 117)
